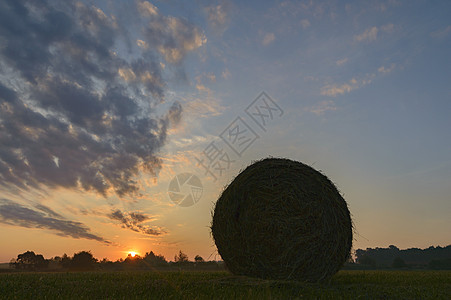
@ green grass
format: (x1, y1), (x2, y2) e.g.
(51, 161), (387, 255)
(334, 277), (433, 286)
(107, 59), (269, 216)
(0, 270), (450, 299)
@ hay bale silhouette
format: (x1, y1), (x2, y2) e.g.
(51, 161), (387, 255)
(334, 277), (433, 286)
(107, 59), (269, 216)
(211, 158), (353, 282)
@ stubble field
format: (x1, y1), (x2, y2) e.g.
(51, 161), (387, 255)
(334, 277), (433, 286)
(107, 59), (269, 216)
(0, 270), (450, 299)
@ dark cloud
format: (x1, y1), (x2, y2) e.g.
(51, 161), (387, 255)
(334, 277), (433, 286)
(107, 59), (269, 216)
(34, 204), (64, 218)
(0, 199), (109, 243)
(0, 0), (200, 197)
(108, 209), (164, 236)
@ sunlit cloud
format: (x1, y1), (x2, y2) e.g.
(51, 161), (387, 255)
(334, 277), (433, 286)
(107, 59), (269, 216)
(184, 96), (226, 118)
(138, 1), (159, 16)
(205, 2), (231, 35)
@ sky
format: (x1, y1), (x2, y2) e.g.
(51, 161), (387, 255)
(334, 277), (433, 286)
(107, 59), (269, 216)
(0, 0), (450, 263)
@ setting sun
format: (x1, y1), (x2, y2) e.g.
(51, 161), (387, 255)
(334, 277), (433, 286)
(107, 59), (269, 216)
(128, 251), (138, 258)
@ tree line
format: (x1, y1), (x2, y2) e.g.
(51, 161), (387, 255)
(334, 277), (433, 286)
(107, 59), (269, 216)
(7, 244), (451, 272)
(350, 245), (451, 270)
(8, 250), (225, 272)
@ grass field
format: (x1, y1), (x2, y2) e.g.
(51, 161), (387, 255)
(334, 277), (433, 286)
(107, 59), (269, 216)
(0, 270), (450, 299)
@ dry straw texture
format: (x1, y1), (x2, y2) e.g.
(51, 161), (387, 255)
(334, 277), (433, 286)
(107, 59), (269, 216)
(211, 158), (353, 282)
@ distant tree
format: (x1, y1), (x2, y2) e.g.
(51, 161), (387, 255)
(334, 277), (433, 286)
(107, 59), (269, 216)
(60, 253), (71, 269)
(429, 258), (451, 270)
(125, 253), (141, 262)
(357, 254), (376, 267)
(174, 250), (189, 263)
(9, 258), (16, 269)
(11, 251), (48, 271)
(389, 245), (399, 251)
(51, 256), (62, 263)
(392, 256), (407, 268)
(356, 245), (451, 267)
(70, 251), (97, 271)
(194, 255), (204, 263)
(100, 258), (110, 264)
(144, 251), (167, 266)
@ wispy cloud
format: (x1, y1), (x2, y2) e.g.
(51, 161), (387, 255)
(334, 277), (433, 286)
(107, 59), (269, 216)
(222, 68), (231, 79)
(262, 33), (276, 45)
(354, 24), (394, 42)
(355, 26), (379, 42)
(306, 100), (337, 115)
(108, 209), (165, 236)
(336, 58), (348, 66)
(321, 78), (360, 96)
(301, 19), (311, 29)
(321, 63), (397, 97)
(431, 25), (451, 39)
(0, 199), (109, 243)
(320, 76), (374, 97)
(184, 96), (226, 118)
(378, 63), (396, 73)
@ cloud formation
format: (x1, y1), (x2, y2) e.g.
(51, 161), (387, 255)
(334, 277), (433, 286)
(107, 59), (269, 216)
(0, 199), (108, 243)
(262, 33), (276, 46)
(321, 77), (374, 97)
(354, 26), (379, 42)
(0, 0), (203, 197)
(307, 100), (337, 115)
(336, 58), (348, 66)
(205, 2), (231, 35)
(140, 1), (207, 64)
(108, 209), (164, 236)
(354, 24), (394, 42)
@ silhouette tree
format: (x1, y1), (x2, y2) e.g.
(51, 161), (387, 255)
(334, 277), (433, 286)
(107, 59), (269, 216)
(11, 251), (48, 271)
(392, 256), (407, 268)
(194, 255), (204, 263)
(174, 250), (189, 263)
(144, 251), (167, 267)
(356, 245), (451, 267)
(125, 253), (141, 262)
(60, 253), (71, 269)
(70, 251), (97, 271)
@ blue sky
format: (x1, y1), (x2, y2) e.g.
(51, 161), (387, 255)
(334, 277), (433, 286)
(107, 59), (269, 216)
(0, 0), (450, 262)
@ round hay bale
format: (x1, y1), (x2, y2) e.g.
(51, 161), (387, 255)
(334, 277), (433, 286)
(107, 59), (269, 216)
(211, 157), (352, 282)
